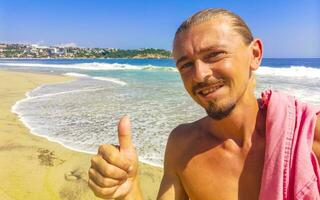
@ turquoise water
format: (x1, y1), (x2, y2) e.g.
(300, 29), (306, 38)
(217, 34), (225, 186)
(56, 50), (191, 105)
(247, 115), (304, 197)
(1, 58), (319, 167)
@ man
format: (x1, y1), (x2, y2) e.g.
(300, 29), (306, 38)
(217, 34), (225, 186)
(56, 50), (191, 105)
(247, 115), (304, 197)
(88, 8), (320, 199)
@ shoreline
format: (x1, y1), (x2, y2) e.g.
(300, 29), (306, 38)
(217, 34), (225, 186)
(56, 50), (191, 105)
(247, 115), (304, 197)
(11, 81), (164, 169)
(0, 69), (162, 199)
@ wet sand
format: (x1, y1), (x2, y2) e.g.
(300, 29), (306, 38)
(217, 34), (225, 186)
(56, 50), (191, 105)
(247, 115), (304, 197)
(0, 70), (162, 200)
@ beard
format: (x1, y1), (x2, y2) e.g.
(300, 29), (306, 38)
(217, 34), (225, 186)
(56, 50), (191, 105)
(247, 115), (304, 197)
(191, 77), (235, 120)
(206, 100), (236, 120)
(191, 75), (249, 120)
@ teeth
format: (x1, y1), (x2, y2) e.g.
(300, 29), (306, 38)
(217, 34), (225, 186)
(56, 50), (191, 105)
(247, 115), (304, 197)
(203, 89), (209, 95)
(201, 85), (221, 95)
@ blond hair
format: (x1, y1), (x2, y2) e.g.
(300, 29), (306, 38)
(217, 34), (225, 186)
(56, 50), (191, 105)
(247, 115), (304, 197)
(175, 8), (254, 45)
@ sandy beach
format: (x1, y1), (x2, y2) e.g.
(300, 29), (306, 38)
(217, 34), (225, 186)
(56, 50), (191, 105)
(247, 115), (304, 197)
(0, 70), (163, 200)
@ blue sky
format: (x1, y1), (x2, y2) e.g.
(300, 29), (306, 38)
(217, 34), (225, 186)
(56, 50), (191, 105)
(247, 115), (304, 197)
(0, 0), (319, 58)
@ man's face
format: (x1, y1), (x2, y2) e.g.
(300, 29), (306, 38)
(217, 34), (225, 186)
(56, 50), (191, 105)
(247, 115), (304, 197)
(173, 19), (254, 120)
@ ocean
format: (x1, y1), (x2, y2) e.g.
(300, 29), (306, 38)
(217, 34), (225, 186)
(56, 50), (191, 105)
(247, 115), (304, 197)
(1, 58), (319, 167)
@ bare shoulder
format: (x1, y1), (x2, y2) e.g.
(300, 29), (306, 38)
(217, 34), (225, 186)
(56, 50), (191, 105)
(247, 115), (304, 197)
(164, 119), (203, 166)
(170, 117), (207, 137)
(156, 121), (201, 200)
(167, 119), (203, 149)
(168, 122), (197, 142)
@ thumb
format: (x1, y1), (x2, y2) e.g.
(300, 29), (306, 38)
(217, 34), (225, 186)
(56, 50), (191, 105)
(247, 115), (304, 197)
(118, 115), (133, 151)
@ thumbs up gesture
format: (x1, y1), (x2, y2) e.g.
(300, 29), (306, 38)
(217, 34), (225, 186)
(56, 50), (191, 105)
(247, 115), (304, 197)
(88, 116), (139, 199)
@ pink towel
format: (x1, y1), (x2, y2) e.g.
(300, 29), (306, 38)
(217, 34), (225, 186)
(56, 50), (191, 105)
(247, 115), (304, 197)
(259, 90), (320, 200)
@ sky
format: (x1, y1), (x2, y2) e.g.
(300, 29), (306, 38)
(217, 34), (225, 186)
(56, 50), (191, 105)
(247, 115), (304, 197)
(0, 0), (319, 58)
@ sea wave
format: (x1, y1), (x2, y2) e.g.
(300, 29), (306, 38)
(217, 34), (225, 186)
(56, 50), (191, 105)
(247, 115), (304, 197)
(63, 72), (90, 78)
(0, 62), (177, 72)
(141, 65), (177, 72)
(1, 62), (319, 78)
(64, 72), (127, 86)
(257, 66), (320, 78)
(25, 87), (106, 100)
(91, 77), (127, 86)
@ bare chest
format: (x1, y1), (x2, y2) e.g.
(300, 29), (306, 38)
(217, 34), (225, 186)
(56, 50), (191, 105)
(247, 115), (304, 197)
(178, 138), (266, 200)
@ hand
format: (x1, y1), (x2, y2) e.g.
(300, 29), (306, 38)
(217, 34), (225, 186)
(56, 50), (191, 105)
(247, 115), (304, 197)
(88, 116), (139, 199)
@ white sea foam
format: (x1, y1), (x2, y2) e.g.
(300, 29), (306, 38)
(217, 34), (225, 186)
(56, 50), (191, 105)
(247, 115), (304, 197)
(0, 62), (148, 71)
(141, 65), (178, 72)
(12, 95), (101, 158)
(64, 72), (127, 85)
(92, 77), (127, 86)
(11, 88), (163, 168)
(257, 66), (320, 78)
(0, 61), (177, 72)
(64, 72), (90, 78)
(0, 62), (140, 70)
(1, 62), (319, 78)
(19, 87), (105, 102)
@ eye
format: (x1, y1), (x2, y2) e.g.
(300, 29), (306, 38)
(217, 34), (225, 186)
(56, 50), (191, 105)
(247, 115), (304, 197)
(179, 61), (194, 70)
(205, 51), (226, 61)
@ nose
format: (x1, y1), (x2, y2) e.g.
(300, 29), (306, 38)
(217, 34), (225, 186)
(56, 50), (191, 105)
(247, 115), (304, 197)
(193, 60), (212, 83)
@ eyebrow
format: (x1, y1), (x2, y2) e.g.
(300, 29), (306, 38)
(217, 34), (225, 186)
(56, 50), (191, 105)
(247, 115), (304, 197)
(175, 45), (225, 66)
(176, 56), (189, 66)
(199, 45), (225, 54)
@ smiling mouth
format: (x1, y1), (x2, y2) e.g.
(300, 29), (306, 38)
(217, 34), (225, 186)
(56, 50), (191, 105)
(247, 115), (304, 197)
(198, 83), (224, 96)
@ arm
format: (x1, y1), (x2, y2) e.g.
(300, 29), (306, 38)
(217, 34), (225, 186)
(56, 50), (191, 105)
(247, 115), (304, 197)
(157, 129), (189, 200)
(312, 115), (320, 165)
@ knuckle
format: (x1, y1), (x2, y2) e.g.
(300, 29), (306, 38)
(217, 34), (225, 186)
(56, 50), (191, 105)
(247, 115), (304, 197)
(98, 144), (108, 154)
(102, 177), (115, 187)
(90, 155), (99, 166)
(105, 166), (125, 179)
(105, 165), (115, 177)
(122, 160), (131, 170)
(88, 168), (95, 179)
(101, 177), (109, 186)
(108, 153), (117, 163)
(111, 170), (125, 179)
(88, 170), (93, 179)
(88, 179), (96, 192)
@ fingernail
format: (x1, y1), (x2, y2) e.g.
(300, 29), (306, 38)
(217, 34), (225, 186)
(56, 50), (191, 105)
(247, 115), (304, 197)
(128, 165), (133, 172)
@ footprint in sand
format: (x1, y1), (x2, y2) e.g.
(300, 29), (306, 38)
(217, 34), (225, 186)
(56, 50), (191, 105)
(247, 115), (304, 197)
(64, 168), (86, 181)
(37, 148), (65, 166)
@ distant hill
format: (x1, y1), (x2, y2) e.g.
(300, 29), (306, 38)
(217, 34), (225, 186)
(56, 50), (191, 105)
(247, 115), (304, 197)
(0, 44), (172, 59)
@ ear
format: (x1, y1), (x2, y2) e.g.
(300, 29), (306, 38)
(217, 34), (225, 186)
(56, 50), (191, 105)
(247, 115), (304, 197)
(249, 39), (263, 71)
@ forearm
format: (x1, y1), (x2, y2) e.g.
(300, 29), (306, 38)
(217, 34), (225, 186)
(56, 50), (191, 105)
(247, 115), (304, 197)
(117, 177), (143, 200)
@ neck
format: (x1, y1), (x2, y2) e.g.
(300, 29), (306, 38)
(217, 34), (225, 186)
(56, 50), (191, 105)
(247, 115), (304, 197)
(204, 89), (262, 149)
